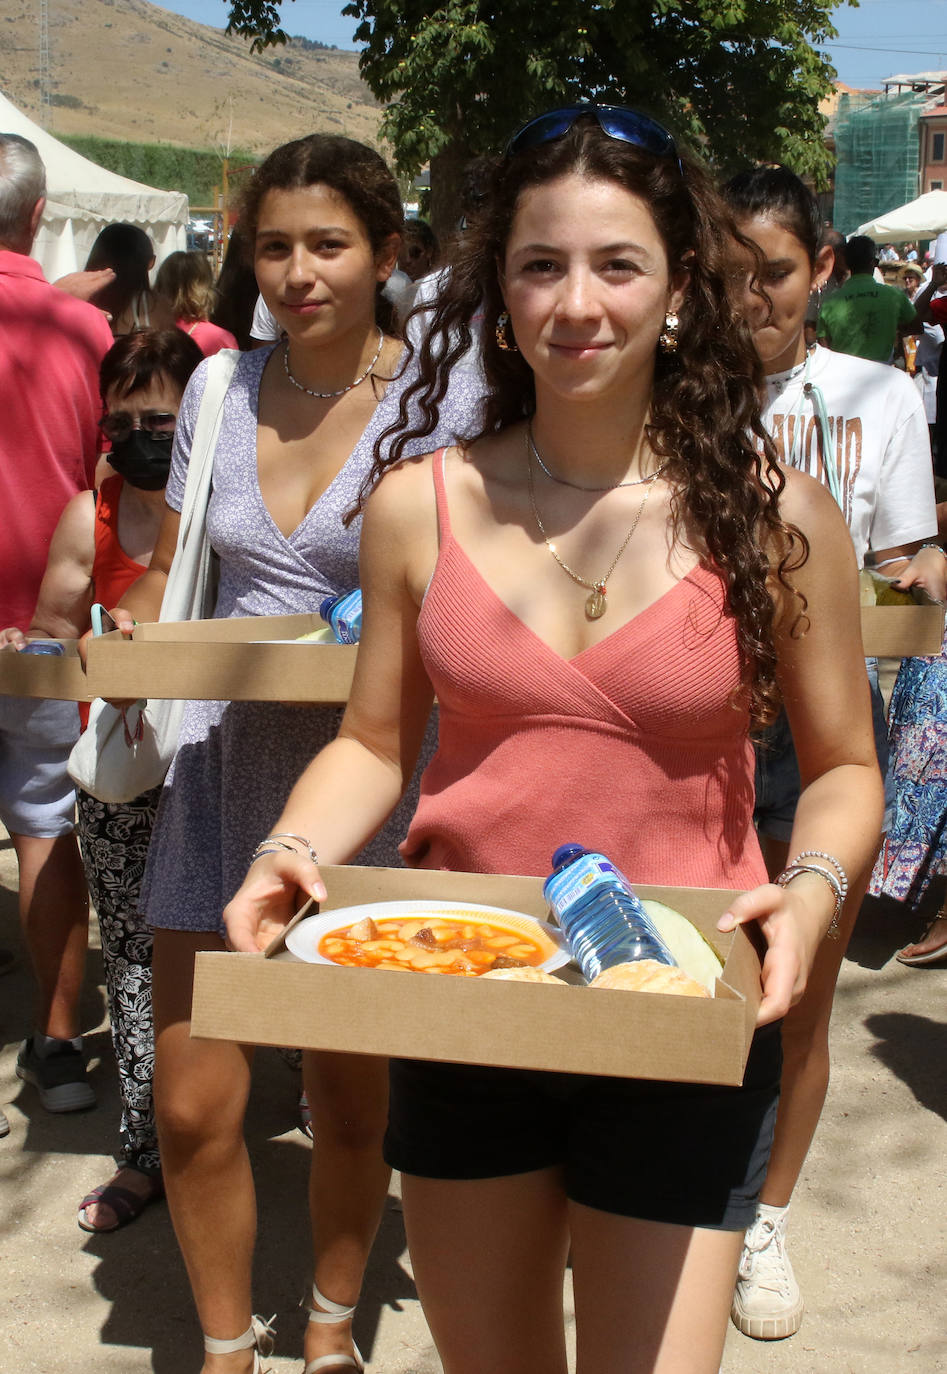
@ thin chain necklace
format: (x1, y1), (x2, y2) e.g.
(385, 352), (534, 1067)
(527, 422), (669, 491)
(283, 328), (384, 398)
(525, 431), (660, 620)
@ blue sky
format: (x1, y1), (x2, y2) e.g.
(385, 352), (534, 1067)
(154, 0), (947, 91)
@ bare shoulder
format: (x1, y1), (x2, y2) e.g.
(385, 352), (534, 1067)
(52, 490), (97, 554)
(360, 450), (450, 602)
(363, 449), (440, 533)
(774, 464), (850, 548)
(768, 465), (859, 625)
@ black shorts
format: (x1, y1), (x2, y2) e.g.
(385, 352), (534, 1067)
(385, 1022), (781, 1232)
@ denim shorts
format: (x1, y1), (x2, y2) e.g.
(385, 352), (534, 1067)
(0, 695), (80, 838)
(753, 657), (893, 843)
(385, 1022), (782, 1232)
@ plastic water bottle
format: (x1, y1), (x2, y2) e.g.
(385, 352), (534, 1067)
(20, 640), (65, 656)
(543, 844), (677, 982)
(319, 590), (362, 644)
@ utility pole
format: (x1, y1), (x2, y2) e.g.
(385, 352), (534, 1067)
(38, 0), (51, 125)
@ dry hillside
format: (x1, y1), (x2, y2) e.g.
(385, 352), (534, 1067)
(0, 0), (382, 155)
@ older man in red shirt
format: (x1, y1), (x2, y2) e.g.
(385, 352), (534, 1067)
(0, 133), (113, 1115)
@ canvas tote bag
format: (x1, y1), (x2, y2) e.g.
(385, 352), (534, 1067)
(68, 349), (239, 803)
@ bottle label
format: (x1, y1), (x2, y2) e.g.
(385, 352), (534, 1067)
(324, 590), (362, 644)
(544, 854), (621, 915)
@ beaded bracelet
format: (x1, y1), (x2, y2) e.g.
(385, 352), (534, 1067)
(918, 543), (947, 560)
(790, 849), (849, 903)
(775, 864), (844, 939)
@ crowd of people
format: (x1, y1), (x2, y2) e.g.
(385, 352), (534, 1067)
(0, 107), (945, 1374)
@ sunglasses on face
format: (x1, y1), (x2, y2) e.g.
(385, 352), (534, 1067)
(506, 104), (683, 175)
(99, 411), (177, 443)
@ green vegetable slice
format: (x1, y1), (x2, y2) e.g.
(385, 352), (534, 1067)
(641, 899), (724, 993)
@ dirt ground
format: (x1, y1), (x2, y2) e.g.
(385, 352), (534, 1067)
(1, 721), (945, 1372)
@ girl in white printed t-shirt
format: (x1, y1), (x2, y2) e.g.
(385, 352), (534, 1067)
(723, 165), (946, 1345)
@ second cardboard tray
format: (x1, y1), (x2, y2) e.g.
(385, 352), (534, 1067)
(860, 601), (944, 657)
(85, 613), (358, 703)
(191, 865), (764, 1087)
(80, 599), (945, 705)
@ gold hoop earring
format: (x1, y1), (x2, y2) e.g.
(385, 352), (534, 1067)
(658, 310), (679, 354)
(496, 310), (518, 353)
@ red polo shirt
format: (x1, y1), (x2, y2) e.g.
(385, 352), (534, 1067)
(0, 251), (113, 628)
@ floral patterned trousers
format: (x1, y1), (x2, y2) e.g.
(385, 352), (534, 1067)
(76, 785), (162, 1172)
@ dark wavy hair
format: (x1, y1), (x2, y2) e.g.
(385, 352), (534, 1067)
(359, 115), (808, 724)
(238, 133), (404, 336)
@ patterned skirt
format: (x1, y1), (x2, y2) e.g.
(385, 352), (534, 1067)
(869, 623), (947, 908)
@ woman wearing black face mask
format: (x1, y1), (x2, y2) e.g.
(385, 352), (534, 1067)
(1, 328), (203, 1233)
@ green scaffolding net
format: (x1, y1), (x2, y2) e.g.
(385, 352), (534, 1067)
(833, 90), (925, 236)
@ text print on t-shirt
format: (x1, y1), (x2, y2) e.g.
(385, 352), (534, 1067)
(763, 408), (861, 528)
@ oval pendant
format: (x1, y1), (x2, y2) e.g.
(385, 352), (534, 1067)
(585, 588), (607, 619)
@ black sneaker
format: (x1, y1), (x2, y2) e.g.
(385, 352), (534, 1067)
(16, 1036), (96, 1113)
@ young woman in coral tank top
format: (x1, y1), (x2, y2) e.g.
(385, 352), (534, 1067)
(224, 110), (884, 1373)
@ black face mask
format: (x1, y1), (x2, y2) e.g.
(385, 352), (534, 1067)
(107, 431), (173, 490)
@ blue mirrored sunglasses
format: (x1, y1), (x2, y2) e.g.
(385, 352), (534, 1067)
(506, 104), (682, 174)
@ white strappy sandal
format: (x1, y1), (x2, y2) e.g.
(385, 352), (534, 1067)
(304, 1281), (365, 1373)
(203, 1314), (276, 1373)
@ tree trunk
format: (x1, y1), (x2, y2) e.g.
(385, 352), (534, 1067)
(429, 140), (475, 243)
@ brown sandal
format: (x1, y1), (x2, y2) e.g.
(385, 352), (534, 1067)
(896, 913), (947, 966)
(77, 1167), (164, 1233)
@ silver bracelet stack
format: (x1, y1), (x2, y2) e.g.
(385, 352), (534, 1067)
(250, 832), (320, 866)
(775, 849), (849, 940)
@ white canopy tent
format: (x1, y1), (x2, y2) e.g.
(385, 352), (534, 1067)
(0, 92), (188, 278)
(856, 189), (947, 243)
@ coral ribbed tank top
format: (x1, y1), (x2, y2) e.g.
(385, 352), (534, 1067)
(401, 451), (766, 890)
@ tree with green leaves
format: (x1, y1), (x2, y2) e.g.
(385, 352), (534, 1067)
(227, 0), (845, 232)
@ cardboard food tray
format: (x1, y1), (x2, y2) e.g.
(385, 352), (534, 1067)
(0, 641), (95, 701)
(191, 865), (763, 1086)
(85, 613), (358, 702)
(860, 588), (944, 657)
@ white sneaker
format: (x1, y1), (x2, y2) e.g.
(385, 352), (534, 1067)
(731, 1203), (804, 1340)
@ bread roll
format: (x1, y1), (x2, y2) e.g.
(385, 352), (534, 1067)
(481, 967), (562, 985)
(590, 959), (710, 998)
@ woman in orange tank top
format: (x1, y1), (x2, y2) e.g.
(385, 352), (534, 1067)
(223, 110), (884, 1373)
(1, 329), (202, 1234)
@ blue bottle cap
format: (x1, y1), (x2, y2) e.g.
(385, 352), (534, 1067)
(319, 595), (337, 621)
(551, 843), (586, 869)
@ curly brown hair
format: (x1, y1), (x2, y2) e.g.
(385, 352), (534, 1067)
(237, 133), (404, 336)
(363, 116), (807, 723)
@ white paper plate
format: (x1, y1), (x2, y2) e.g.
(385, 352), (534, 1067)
(285, 899), (571, 974)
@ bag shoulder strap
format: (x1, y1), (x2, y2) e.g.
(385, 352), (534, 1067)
(177, 348), (240, 546)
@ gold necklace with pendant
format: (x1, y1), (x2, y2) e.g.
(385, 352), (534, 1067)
(525, 430), (660, 620)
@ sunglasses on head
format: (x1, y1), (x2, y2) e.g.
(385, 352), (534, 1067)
(99, 411), (177, 443)
(506, 104), (682, 174)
